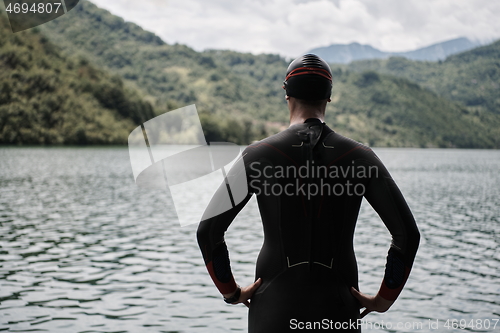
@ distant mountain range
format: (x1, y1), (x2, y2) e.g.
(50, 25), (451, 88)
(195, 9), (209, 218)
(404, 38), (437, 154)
(308, 37), (482, 63)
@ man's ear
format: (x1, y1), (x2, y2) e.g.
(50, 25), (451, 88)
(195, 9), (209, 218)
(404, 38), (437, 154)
(285, 95), (290, 101)
(327, 98), (331, 102)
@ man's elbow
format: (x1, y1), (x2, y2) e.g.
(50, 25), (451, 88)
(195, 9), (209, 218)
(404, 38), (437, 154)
(410, 224), (421, 253)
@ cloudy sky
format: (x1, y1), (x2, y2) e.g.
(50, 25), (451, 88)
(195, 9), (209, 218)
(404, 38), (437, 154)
(88, 0), (499, 58)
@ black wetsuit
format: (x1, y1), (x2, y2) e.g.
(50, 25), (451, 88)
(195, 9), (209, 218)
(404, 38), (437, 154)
(197, 119), (420, 332)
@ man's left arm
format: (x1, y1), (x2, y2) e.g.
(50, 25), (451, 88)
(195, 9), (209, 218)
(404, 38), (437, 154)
(354, 154), (420, 317)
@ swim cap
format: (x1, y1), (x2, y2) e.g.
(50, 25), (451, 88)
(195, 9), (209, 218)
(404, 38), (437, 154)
(283, 54), (332, 100)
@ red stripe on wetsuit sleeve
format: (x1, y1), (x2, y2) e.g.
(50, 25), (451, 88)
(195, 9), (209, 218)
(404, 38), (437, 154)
(378, 266), (411, 301)
(206, 261), (237, 294)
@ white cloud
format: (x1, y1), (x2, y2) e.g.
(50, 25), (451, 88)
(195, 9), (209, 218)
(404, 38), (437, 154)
(88, 0), (500, 57)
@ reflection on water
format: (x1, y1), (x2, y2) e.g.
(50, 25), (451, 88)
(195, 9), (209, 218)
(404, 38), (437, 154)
(0, 147), (499, 332)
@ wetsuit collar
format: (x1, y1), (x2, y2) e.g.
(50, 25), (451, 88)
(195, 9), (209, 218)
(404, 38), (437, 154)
(304, 118), (324, 124)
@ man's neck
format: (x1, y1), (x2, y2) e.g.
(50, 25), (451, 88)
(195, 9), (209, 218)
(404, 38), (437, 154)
(289, 114), (324, 126)
(287, 96), (327, 126)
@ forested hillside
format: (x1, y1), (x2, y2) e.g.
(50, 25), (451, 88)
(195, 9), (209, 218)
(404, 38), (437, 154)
(348, 41), (500, 117)
(324, 70), (497, 147)
(0, 11), (155, 144)
(207, 51), (499, 147)
(2, 0), (499, 147)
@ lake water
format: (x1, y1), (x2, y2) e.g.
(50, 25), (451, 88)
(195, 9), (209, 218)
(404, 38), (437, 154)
(0, 147), (499, 332)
